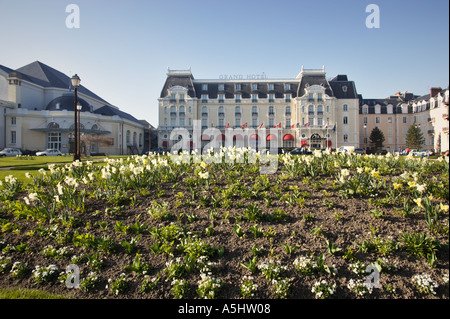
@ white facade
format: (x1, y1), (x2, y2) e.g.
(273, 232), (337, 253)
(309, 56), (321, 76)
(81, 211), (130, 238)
(0, 61), (147, 155)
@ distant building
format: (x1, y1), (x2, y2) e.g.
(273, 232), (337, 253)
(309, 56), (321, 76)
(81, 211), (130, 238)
(0, 61), (147, 155)
(157, 66), (360, 151)
(360, 87), (449, 153)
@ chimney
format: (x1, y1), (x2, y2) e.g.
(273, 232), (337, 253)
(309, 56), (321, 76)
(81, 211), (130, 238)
(430, 87), (442, 98)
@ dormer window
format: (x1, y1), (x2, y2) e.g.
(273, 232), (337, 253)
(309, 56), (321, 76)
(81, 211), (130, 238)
(342, 85), (348, 93)
(268, 83), (274, 91)
(235, 83), (241, 91)
(202, 84), (208, 91)
(218, 84), (225, 91)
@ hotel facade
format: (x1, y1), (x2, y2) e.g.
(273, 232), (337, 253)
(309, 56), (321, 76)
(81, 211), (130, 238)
(157, 67), (449, 154)
(158, 67), (360, 151)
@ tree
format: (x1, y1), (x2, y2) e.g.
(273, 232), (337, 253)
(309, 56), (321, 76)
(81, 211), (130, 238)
(369, 126), (385, 152)
(405, 125), (425, 150)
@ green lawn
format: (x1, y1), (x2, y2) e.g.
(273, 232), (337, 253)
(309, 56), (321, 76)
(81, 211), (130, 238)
(0, 288), (70, 299)
(0, 155), (127, 184)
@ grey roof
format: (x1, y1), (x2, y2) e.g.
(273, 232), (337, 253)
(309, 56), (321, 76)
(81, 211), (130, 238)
(6, 61), (109, 104)
(94, 105), (142, 125)
(328, 75), (358, 99)
(297, 73), (334, 97)
(46, 93), (92, 112)
(160, 71), (196, 98)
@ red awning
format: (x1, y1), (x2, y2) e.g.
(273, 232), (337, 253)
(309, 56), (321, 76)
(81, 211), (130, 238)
(327, 140), (332, 147)
(267, 134), (277, 141)
(233, 134), (243, 141)
(283, 134), (294, 141)
(162, 141), (168, 147)
(301, 140), (308, 146)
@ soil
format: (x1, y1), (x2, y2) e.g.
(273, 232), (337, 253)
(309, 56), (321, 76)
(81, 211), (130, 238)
(0, 161), (448, 300)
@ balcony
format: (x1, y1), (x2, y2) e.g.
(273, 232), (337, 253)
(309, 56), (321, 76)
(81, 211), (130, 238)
(427, 129), (435, 135)
(235, 112), (241, 117)
(268, 111), (275, 116)
(252, 112), (259, 117)
(218, 112), (225, 117)
(201, 112), (208, 117)
(285, 112), (292, 116)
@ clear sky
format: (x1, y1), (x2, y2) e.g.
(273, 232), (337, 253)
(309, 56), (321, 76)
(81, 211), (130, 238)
(1, 0), (448, 126)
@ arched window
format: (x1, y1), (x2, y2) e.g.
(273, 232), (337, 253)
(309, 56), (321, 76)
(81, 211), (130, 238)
(47, 122), (60, 129)
(91, 124), (99, 131)
(126, 130), (131, 145)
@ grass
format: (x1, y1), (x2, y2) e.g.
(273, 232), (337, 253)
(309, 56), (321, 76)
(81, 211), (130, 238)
(0, 288), (71, 299)
(0, 155), (128, 184)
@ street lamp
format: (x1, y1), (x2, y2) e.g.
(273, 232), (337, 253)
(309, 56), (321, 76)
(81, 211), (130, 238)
(71, 74), (81, 161)
(363, 123), (367, 154)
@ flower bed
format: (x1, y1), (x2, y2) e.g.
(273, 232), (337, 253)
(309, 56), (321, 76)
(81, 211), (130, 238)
(0, 149), (448, 299)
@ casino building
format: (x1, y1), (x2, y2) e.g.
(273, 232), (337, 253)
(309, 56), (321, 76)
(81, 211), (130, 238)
(0, 61), (148, 155)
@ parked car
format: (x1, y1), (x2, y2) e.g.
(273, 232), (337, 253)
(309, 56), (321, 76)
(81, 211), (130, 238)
(36, 149), (62, 156)
(354, 148), (365, 155)
(0, 148), (22, 157)
(149, 148), (165, 155)
(289, 148), (312, 155)
(337, 146), (355, 154)
(412, 149), (433, 157)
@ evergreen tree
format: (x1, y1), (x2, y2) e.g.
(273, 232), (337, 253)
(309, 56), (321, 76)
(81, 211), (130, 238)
(405, 125), (425, 150)
(369, 126), (385, 152)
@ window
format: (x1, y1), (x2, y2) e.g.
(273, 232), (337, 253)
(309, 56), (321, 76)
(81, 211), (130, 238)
(403, 117), (407, 124)
(202, 106), (208, 117)
(268, 106), (274, 115)
(218, 106), (225, 117)
(235, 94), (241, 103)
(126, 130), (131, 145)
(285, 94), (291, 102)
(326, 105), (329, 113)
(285, 106), (291, 116)
(219, 119), (224, 128)
(308, 93), (314, 102)
(47, 132), (61, 150)
(268, 94), (275, 102)
(11, 131), (16, 144)
(343, 104), (348, 112)
(284, 83), (290, 90)
(252, 106), (258, 116)
(363, 106), (368, 114)
(218, 94), (225, 103)
(388, 117), (392, 124)
(218, 84), (224, 91)
(235, 118), (241, 127)
(251, 83), (258, 91)
(285, 119), (291, 128)
(179, 117), (185, 127)
(317, 118), (323, 126)
(269, 118), (274, 127)
(170, 94), (176, 102)
(251, 94), (258, 103)
(317, 93), (323, 102)
(235, 106), (241, 116)
(202, 84), (208, 91)
(344, 134), (349, 142)
(342, 86), (348, 93)
(343, 116), (348, 124)
(376, 117), (380, 124)
(235, 83), (241, 91)
(308, 105), (314, 115)
(363, 117), (368, 124)
(317, 105), (323, 115)
(268, 83), (274, 90)
(252, 118), (258, 128)
(11, 117), (16, 125)
(179, 94), (185, 101)
(201, 94), (208, 103)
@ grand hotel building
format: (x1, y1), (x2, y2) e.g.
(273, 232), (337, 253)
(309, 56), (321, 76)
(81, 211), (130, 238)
(158, 67), (360, 151)
(158, 66), (449, 154)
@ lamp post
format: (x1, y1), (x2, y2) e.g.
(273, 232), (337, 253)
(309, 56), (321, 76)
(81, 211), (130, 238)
(364, 123), (367, 154)
(71, 74), (81, 161)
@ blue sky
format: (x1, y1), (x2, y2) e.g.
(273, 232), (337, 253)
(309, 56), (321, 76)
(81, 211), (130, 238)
(1, 0), (448, 126)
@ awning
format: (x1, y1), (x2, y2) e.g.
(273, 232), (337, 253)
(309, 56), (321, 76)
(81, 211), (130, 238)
(162, 141), (168, 147)
(283, 134), (294, 141)
(233, 134), (243, 141)
(201, 134), (211, 141)
(301, 140), (308, 146)
(267, 134), (277, 141)
(250, 134), (260, 140)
